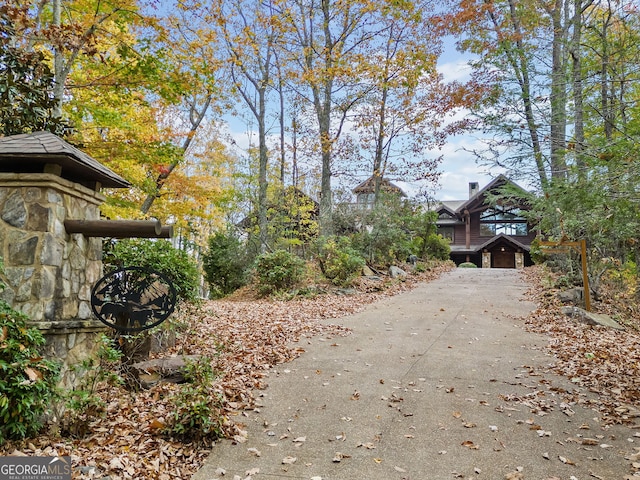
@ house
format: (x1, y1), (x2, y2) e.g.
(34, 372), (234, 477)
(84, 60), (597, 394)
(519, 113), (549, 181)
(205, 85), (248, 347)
(435, 175), (536, 268)
(352, 176), (406, 209)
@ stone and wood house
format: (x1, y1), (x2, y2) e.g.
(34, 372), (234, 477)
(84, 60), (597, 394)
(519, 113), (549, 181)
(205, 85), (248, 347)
(435, 175), (536, 268)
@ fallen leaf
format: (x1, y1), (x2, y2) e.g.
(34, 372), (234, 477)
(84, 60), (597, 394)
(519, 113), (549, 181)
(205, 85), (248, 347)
(558, 455), (575, 465)
(24, 367), (42, 381)
(357, 442), (376, 449)
(247, 447), (261, 457)
(282, 456), (297, 464)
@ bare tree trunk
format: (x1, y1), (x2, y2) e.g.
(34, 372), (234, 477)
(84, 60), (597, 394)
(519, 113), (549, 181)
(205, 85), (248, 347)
(52, 0), (63, 119)
(257, 88), (269, 253)
(570, 0), (590, 178)
(548, 0), (569, 180)
(490, 0), (549, 190)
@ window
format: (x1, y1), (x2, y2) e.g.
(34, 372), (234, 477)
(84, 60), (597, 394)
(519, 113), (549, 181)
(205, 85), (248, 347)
(480, 206), (528, 236)
(438, 227), (454, 242)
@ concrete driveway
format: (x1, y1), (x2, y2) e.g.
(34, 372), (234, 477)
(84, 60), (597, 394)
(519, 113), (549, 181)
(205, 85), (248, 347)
(193, 269), (637, 480)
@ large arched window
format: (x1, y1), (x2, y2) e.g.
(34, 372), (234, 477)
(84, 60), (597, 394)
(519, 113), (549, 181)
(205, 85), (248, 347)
(480, 206), (528, 236)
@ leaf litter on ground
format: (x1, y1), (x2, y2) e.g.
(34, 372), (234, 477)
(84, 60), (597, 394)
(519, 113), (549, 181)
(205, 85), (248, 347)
(6, 263), (640, 479)
(0, 263), (451, 479)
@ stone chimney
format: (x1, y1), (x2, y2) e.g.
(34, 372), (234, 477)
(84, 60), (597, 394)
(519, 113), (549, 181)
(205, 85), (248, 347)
(469, 181), (480, 198)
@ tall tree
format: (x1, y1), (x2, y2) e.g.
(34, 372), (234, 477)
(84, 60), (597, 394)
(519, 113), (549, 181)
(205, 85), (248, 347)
(280, 0), (386, 235)
(213, 0), (281, 253)
(0, 4), (71, 135)
(353, 5), (469, 203)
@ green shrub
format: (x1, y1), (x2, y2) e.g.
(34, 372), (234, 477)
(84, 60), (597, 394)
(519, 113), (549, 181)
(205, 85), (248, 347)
(163, 357), (226, 442)
(422, 233), (451, 261)
(254, 250), (307, 296)
(314, 236), (365, 286)
(529, 238), (548, 265)
(0, 302), (60, 444)
(202, 231), (249, 298)
(349, 195), (423, 267)
(458, 262), (478, 268)
(105, 239), (200, 302)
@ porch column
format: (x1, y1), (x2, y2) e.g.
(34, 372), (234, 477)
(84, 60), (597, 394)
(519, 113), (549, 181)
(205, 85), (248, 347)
(464, 209), (470, 249)
(515, 252), (524, 269)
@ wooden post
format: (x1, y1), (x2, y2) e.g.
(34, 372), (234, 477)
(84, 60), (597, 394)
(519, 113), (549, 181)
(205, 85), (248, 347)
(464, 209), (471, 249)
(64, 219), (172, 238)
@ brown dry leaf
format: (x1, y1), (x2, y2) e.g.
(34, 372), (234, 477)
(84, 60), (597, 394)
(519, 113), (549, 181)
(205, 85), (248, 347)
(24, 367), (42, 381)
(558, 455), (575, 465)
(0, 265), (459, 479)
(247, 447), (261, 457)
(461, 440), (479, 449)
(357, 442), (376, 449)
(148, 419), (165, 430)
(581, 438), (599, 445)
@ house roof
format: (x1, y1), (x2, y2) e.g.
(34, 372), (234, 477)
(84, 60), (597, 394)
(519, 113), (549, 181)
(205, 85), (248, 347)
(449, 234), (531, 254)
(353, 176), (406, 196)
(456, 174), (529, 214)
(477, 233), (531, 252)
(0, 131), (130, 188)
(434, 175), (530, 220)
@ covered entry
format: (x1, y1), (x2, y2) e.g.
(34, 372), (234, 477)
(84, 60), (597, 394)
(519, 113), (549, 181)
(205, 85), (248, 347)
(479, 234), (530, 269)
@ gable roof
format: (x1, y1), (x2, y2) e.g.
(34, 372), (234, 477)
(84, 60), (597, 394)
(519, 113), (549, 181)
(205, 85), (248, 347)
(456, 174), (529, 214)
(0, 131), (130, 188)
(353, 176), (407, 196)
(477, 233), (531, 252)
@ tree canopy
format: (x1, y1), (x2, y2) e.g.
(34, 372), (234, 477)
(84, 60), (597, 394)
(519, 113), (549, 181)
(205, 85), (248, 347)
(3, 0), (639, 287)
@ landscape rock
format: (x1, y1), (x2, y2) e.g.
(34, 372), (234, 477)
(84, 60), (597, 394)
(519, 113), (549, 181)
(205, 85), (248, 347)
(131, 354), (202, 388)
(389, 265), (407, 279)
(558, 287), (583, 304)
(561, 306), (624, 330)
(362, 265), (375, 276)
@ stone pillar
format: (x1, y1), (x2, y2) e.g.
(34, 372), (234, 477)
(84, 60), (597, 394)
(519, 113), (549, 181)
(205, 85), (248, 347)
(515, 252), (524, 269)
(0, 173), (108, 386)
(482, 252), (491, 268)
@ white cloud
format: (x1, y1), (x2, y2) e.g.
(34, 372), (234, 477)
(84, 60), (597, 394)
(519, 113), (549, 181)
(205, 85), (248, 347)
(437, 58), (474, 84)
(433, 135), (503, 200)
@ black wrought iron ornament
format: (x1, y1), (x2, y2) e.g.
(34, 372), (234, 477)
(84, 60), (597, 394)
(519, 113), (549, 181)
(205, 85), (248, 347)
(91, 267), (177, 332)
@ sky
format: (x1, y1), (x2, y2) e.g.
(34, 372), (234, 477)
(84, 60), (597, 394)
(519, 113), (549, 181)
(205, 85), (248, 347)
(430, 51), (500, 201)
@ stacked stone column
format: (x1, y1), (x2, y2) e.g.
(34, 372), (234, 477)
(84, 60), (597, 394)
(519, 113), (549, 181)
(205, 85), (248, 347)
(0, 173), (107, 383)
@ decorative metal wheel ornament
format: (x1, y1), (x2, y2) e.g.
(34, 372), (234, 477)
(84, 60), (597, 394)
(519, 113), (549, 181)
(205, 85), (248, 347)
(91, 267), (177, 332)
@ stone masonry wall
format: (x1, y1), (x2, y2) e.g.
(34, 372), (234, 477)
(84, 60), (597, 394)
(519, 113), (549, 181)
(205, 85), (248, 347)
(0, 173), (108, 384)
